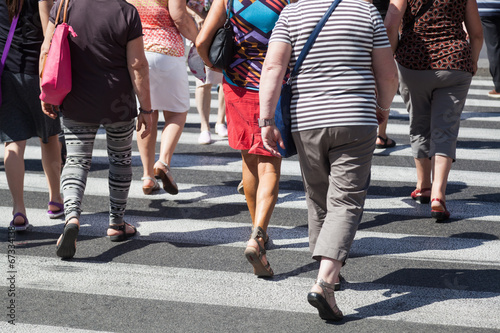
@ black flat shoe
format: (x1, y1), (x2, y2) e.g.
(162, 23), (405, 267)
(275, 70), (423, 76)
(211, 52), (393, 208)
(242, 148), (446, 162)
(308, 279), (343, 321)
(56, 220), (79, 259)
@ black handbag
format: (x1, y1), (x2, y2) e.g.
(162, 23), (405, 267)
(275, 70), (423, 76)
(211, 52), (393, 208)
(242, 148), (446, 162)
(274, 0), (342, 158)
(208, 0), (234, 70)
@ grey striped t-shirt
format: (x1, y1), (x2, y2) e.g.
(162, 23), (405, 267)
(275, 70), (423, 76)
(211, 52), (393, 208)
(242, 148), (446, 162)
(269, 0), (391, 132)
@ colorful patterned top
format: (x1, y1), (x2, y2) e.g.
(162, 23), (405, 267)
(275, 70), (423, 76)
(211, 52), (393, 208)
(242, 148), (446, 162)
(224, 0), (289, 91)
(395, 0), (473, 73)
(128, 0), (184, 57)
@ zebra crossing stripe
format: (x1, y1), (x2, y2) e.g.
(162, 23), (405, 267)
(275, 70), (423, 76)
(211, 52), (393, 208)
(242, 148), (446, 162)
(2, 207), (499, 265)
(7, 255), (500, 329)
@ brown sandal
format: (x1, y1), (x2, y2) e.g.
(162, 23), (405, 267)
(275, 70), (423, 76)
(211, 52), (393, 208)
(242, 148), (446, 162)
(154, 160), (178, 195)
(244, 226), (274, 277)
(307, 279), (344, 321)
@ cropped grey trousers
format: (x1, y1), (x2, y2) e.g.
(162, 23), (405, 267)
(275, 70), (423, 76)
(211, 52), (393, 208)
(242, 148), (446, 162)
(293, 125), (377, 263)
(61, 117), (135, 225)
(398, 64), (472, 161)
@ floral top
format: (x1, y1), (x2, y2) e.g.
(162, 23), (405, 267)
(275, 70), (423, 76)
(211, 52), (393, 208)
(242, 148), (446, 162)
(128, 0), (184, 57)
(395, 0), (473, 73)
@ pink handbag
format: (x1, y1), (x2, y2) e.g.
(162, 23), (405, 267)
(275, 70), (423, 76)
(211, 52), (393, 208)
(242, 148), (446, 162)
(39, 0), (77, 105)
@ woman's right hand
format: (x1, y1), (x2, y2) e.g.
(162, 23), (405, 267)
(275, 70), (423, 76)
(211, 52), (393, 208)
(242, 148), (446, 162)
(41, 102), (59, 119)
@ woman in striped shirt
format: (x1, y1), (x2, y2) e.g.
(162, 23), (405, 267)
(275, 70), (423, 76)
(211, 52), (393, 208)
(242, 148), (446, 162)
(259, 0), (398, 321)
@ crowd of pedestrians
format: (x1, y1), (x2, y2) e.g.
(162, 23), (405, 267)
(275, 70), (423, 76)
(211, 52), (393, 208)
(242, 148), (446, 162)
(1, 0), (496, 323)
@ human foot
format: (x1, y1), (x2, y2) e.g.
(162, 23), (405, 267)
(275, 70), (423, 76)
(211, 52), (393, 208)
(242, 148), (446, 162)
(431, 198), (450, 221)
(56, 218), (80, 259)
(411, 187), (431, 204)
(375, 135), (396, 149)
(154, 160), (178, 195)
(141, 176), (160, 195)
(10, 212), (31, 231)
(107, 222), (137, 242)
(244, 226), (273, 277)
(47, 201), (64, 219)
(308, 279), (343, 321)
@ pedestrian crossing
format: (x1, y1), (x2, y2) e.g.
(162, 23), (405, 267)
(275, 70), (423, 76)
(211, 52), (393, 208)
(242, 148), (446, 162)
(1, 73), (500, 332)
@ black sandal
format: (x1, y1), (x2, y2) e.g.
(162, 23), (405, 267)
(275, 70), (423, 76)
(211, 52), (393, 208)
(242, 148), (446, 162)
(375, 135), (396, 149)
(244, 226), (274, 277)
(108, 222), (137, 242)
(56, 218), (79, 259)
(307, 279), (344, 321)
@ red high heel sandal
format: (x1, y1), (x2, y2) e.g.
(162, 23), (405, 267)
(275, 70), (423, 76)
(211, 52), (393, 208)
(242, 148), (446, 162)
(431, 198), (450, 221)
(411, 188), (431, 204)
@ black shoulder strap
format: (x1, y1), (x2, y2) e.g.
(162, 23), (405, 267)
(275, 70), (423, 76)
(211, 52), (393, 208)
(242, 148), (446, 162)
(407, 0), (435, 28)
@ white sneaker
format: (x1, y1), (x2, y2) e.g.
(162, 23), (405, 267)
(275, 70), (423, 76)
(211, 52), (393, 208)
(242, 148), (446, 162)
(215, 123), (228, 138)
(198, 131), (212, 145)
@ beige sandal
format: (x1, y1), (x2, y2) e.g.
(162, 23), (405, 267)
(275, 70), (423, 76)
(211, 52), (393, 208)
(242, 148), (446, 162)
(307, 279), (343, 321)
(153, 160), (178, 195)
(244, 226), (274, 277)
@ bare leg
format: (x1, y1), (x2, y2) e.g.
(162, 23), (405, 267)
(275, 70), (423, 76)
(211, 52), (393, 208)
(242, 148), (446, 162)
(137, 110), (159, 188)
(156, 110), (187, 166)
(414, 157), (432, 190)
(431, 155), (452, 205)
(376, 119), (395, 147)
(196, 84), (212, 133)
(310, 257), (343, 312)
(242, 151), (281, 271)
(4, 141), (27, 225)
(216, 86), (226, 126)
(40, 134), (63, 211)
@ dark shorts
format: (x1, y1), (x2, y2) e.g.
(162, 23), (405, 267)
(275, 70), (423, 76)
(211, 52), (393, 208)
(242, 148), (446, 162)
(222, 80), (272, 157)
(0, 71), (61, 143)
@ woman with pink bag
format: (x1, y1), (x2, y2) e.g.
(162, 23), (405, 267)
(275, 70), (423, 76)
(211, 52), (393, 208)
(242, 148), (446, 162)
(39, 0), (152, 259)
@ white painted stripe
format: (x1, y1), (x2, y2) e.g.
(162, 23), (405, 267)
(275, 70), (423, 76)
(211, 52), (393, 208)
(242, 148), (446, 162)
(378, 108), (500, 123)
(383, 123), (500, 140)
(5, 256), (500, 329)
(391, 94), (500, 108)
(11, 131), (500, 163)
(2, 171), (500, 221)
(374, 145), (500, 162)
(2, 207), (500, 264)
(0, 323), (111, 333)
(3, 149), (500, 190)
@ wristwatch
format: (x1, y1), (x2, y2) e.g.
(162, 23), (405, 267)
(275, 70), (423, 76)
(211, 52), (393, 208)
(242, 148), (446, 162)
(258, 118), (275, 128)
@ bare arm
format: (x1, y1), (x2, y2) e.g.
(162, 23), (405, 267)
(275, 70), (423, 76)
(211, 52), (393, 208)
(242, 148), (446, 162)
(464, 0), (483, 75)
(126, 36), (153, 138)
(259, 41), (292, 158)
(195, 0), (226, 68)
(384, 0), (406, 53)
(372, 46), (399, 124)
(39, 22), (58, 118)
(38, 0), (54, 36)
(169, 0), (198, 43)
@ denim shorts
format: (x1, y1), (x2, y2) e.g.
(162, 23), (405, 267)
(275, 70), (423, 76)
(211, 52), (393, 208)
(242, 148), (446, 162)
(0, 71), (61, 143)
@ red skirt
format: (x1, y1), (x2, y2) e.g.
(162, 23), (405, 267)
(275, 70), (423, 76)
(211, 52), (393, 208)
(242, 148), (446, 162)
(222, 80), (272, 157)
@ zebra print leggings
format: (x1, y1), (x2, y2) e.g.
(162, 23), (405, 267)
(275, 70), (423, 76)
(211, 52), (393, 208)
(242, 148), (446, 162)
(61, 118), (135, 226)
